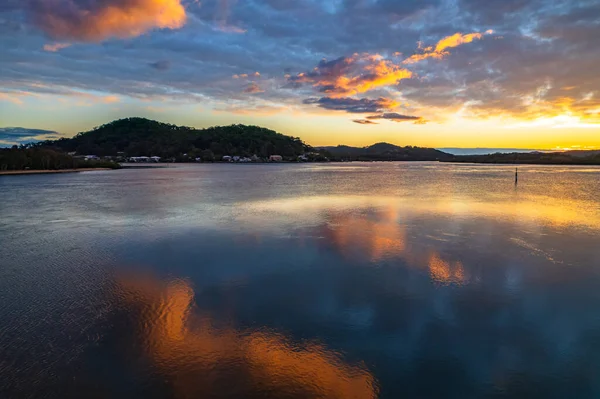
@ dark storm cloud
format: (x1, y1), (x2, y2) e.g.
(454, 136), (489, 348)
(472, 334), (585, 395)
(1, 0), (599, 124)
(366, 113), (422, 122)
(303, 97), (398, 113)
(0, 127), (61, 146)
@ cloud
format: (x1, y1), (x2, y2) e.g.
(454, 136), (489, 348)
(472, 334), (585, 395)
(0, 127), (62, 146)
(435, 32), (486, 53)
(367, 113), (424, 123)
(2, 0), (600, 129)
(43, 42), (71, 52)
(0, 92), (24, 105)
(103, 95), (120, 103)
(28, 0), (187, 42)
(403, 31), (491, 64)
(303, 97), (399, 113)
(352, 119), (378, 125)
(214, 0), (246, 33)
(243, 82), (264, 94)
(149, 60), (171, 71)
(290, 54), (412, 97)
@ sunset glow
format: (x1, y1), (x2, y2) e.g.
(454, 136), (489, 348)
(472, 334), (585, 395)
(1, 0), (599, 149)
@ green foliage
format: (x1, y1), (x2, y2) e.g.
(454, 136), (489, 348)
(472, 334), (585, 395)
(0, 146), (74, 171)
(38, 117), (310, 160)
(0, 146), (120, 171)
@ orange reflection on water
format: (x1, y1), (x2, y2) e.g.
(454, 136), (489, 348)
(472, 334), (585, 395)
(118, 273), (378, 398)
(314, 203), (470, 286)
(244, 194), (600, 231)
(428, 253), (467, 285)
(325, 206), (406, 262)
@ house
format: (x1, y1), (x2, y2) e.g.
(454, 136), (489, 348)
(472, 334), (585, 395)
(297, 155), (308, 162)
(84, 155), (99, 161)
(233, 156), (240, 162)
(150, 156), (161, 162)
(222, 155), (232, 162)
(269, 155), (283, 162)
(129, 156), (150, 162)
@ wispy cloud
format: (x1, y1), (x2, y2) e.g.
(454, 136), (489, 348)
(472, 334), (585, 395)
(303, 97), (400, 113)
(403, 31), (492, 64)
(0, 92), (24, 105)
(149, 60), (171, 71)
(243, 82), (264, 94)
(367, 113), (424, 123)
(0, 127), (62, 146)
(43, 42), (71, 52)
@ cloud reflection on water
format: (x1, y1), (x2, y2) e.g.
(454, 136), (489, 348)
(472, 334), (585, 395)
(115, 272), (378, 399)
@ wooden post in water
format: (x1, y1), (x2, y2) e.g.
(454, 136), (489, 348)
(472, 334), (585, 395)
(515, 167), (518, 186)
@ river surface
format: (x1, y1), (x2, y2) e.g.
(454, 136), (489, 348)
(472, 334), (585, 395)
(1, 162), (600, 398)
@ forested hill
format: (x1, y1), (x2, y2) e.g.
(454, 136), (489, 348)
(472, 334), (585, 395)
(40, 118), (310, 160)
(319, 143), (453, 161)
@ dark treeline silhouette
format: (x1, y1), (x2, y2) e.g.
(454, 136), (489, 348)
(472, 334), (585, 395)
(320, 143), (452, 161)
(445, 151), (600, 165)
(38, 117), (310, 160)
(0, 146), (119, 171)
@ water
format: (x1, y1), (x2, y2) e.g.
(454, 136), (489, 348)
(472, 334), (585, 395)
(1, 162), (600, 398)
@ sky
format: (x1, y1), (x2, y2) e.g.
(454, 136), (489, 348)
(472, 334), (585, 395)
(1, 0), (599, 149)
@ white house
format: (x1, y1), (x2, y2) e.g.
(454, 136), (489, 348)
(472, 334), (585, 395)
(269, 155), (283, 162)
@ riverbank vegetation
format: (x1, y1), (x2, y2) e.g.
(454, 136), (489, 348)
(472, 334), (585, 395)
(0, 146), (120, 171)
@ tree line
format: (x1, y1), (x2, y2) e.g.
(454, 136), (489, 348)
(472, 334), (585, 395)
(0, 146), (119, 171)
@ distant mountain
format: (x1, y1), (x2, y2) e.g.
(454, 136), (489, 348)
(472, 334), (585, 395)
(445, 151), (600, 165)
(39, 117), (310, 160)
(438, 148), (547, 156)
(319, 143), (452, 161)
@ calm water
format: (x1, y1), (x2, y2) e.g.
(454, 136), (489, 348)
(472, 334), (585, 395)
(1, 163), (600, 398)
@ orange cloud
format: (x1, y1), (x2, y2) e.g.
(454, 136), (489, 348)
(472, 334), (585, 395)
(102, 95), (120, 104)
(43, 42), (71, 52)
(403, 31), (490, 64)
(434, 32), (484, 53)
(0, 92), (25, 105)
(290, 54), (413, 98)
(32, 0), (187, 42)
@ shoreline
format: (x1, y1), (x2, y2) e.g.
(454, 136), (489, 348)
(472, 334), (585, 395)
(0, 168), (113, 176)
